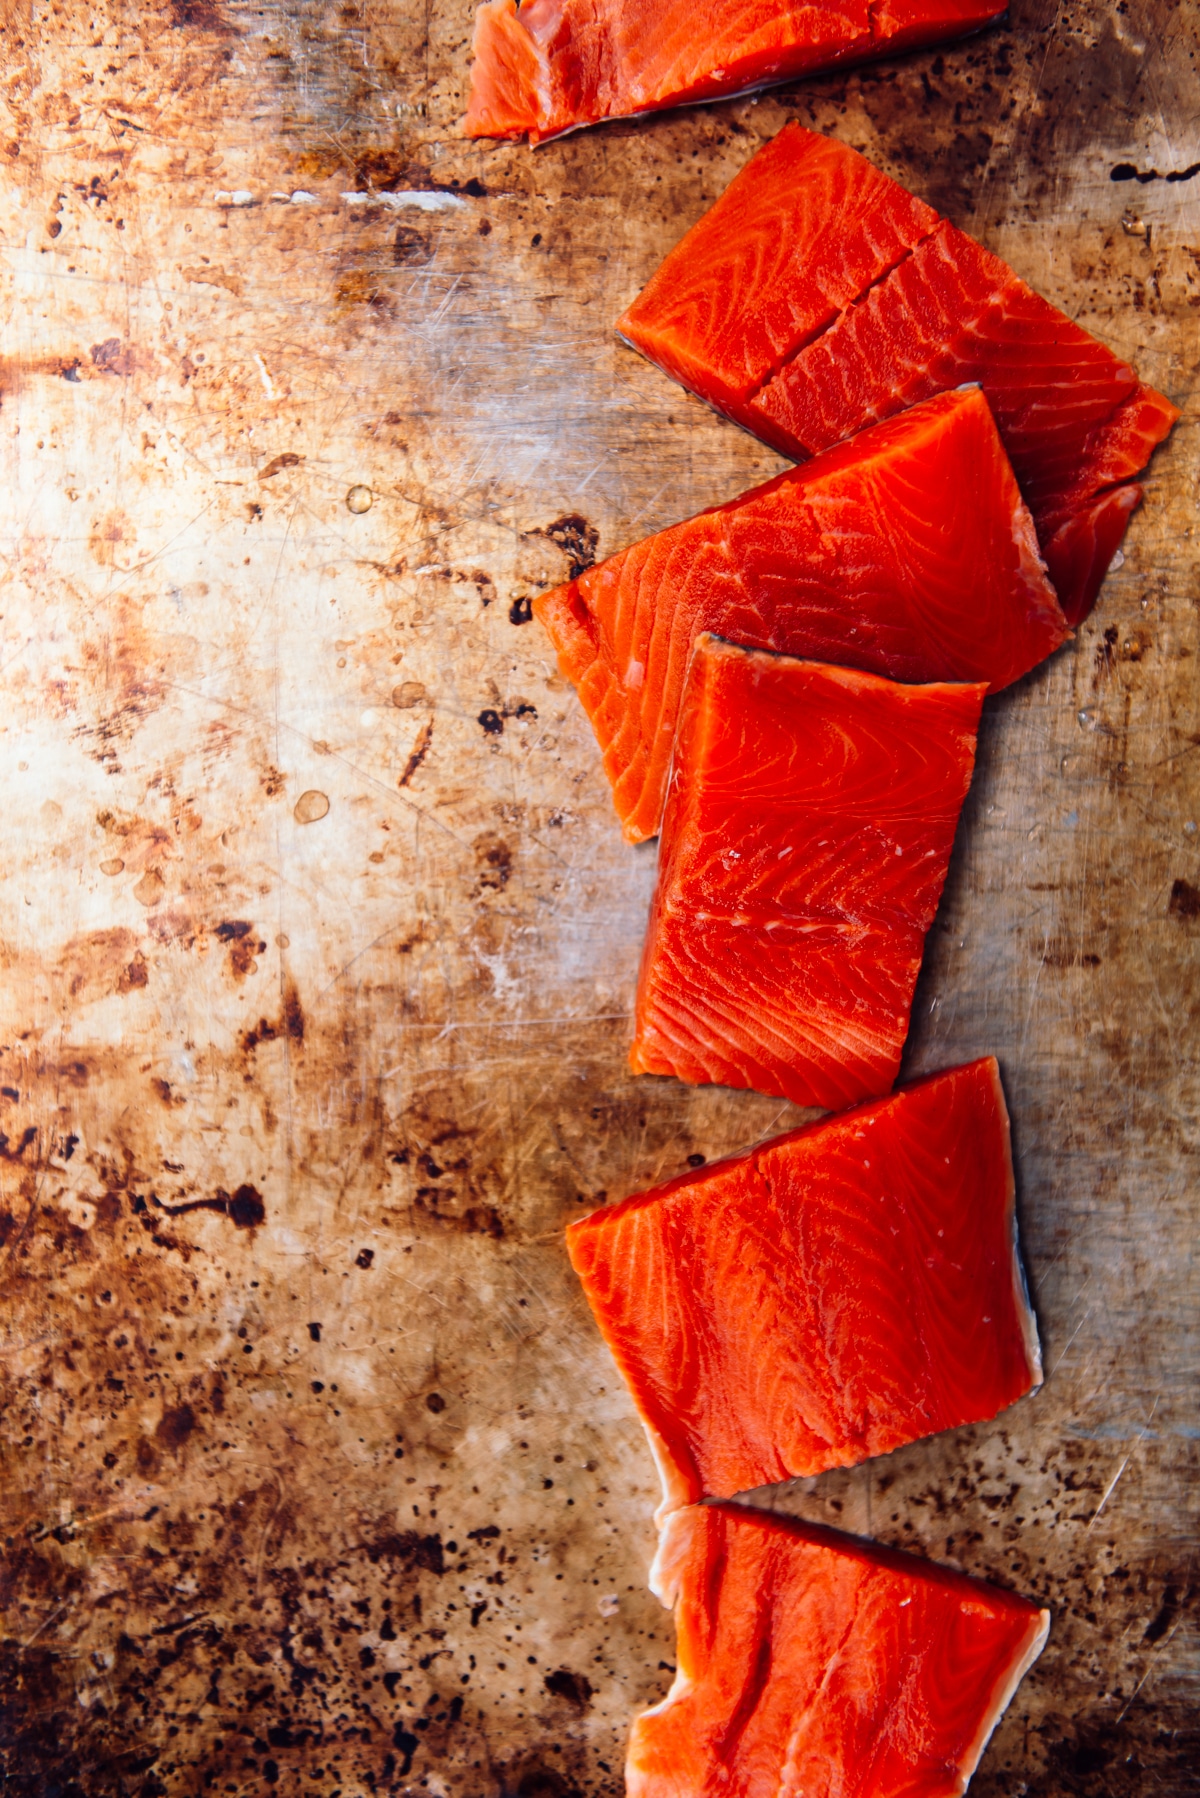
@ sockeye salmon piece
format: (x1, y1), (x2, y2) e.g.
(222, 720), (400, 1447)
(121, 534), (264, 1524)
(618, 123), (1179, 626)
(464, 0), (1005, 145)
(567, 1058), (1041, 1518)
(630, 1503), (1050, 1798)
(535, 386), (1066, 844)
(631, 636), (984, 1109)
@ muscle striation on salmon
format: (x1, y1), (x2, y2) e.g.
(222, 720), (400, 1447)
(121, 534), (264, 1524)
(618, 123), (1179, 625)
(631, 635), (984, 1109)
(630, 1503), (1050, 1798)
(567, 1058), (1041, 1520)
(535, 387), (1066, 844)
(464, 0), (1006, 145)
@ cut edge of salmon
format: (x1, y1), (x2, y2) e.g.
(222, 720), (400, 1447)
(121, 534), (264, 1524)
(649, 1498), (1053, 1616)
(983, 1054), (1045, 1392)
(960, 1603), (1053, 1790)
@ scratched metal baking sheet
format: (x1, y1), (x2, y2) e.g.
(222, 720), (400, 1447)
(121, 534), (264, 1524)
(0, 0), (1197, 1792)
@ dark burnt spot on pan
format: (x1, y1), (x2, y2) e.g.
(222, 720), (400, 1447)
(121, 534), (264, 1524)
(216, 919), (266, 978)
(1096, 623), (1119, 673)
(362, 1529), (445, 1575)
(240, 982), (305, 1058)
(543, 1668), (593, 1708)
(0, 1125), (39, 1162)
(282, 980), (305, 1042)
(507, 1762), (584, 1798)
(148, 1183), (265, 1228)
(1142, 1583), (1182, 1643)
(1169, 878), (1200, 920)
(155, 1403), (197, 1448)
(473, 831), (512, 893)
(1111, 159), (1200, 184)
(1038, 940), (1101, 968)
(534, 513), (599, 580)
(392, 1724), (419, 1775)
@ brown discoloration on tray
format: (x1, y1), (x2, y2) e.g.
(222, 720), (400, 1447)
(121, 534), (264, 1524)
(0, 0), (1197, 1792)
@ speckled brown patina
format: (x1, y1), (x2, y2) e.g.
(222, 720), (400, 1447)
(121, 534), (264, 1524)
(0, 1), (1197, 1794)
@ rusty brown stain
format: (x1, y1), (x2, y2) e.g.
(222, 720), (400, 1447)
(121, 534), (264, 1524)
(398, 718), (434, 789)
(182, 262), (244, 297)
(0, 0), (1196, 1793)
(259, 451), (304, 479)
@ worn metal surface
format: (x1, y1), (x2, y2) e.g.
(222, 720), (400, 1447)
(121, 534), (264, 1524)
(1, 0), (1197, 1792)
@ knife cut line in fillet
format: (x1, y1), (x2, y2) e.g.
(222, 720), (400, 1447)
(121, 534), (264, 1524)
(618, 123), (1179, 625)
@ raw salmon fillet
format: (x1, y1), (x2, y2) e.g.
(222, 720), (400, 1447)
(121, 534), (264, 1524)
(618, 123), (1179, 625)
(535, 387), (1066, 844)
(630, 1503), (1050, 1798)
(567, 1058), (1041, 1518)
(465, 0), (1005, 144)
(631, 636), (984, 1109)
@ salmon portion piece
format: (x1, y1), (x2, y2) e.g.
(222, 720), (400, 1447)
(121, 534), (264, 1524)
(619, 123), (1179, 624)
(567, 1058), (1041, 1518)
(465, 0), (1005, 144)
(630, 1504), (1050, 1798)
(535, 387), (1066, 844)
(631, 636), (984, 1109)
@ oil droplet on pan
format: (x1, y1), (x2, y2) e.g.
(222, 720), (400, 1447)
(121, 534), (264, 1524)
(133, 869), (165, 906)
(392, 680), (428, 709)
(346, 484), (372, 514)
(294, 790), (330, 824)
